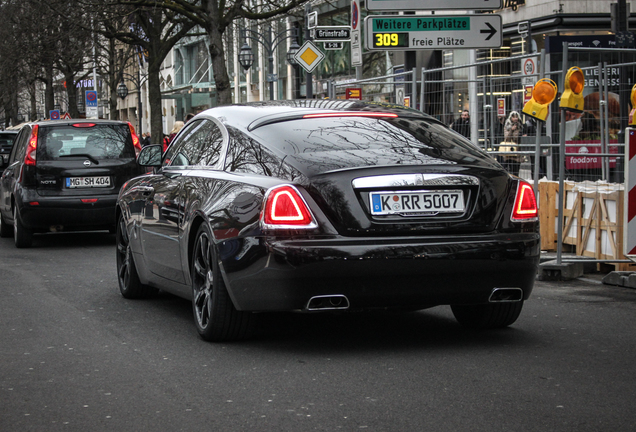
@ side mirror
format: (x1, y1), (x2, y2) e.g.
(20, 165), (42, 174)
(137, 145), (162, 167)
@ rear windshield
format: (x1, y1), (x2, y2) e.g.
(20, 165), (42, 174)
(37, 124), (134, 161)
(0, 133), (16, 148)
(249, 116), (482, 157)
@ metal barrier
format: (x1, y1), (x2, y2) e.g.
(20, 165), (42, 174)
(329, 69), (417, 108)
(327, 46), (636, 270)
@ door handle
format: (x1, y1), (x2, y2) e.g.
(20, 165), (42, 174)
(136, 186), (155, 196)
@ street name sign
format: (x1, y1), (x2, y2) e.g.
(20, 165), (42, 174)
(294, 41), (325, 74)
(364, 15), (502, 51)
(366, 0), (501, 11)
(313, 26), (351, 42)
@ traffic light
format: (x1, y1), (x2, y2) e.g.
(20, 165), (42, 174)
(560, 67), (585, 112)
(522, 78), (557, 122)
(631, 83), (636, 126)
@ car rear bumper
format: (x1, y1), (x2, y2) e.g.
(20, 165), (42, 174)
(221, 232), (541, 312)
(16, 192), (117, 232)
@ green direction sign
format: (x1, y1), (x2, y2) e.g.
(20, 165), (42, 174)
(366, 0), (501, 11)
(364, 15), (502, 50)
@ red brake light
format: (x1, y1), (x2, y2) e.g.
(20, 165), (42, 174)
(127, 122), (141, 155)
(25, 125), (39, 166)
(81, 199), (98, 203)
(511, 182), (538, 221)
(262, 185), (316, 228)
(302, 112), (399, 119)
(72, 123), (96, 128)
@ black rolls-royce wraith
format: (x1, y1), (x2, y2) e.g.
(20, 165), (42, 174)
(116, 100), (540, 341)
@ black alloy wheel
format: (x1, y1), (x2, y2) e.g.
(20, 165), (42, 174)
(13, 207), (32, 248)
(191, 223), (255, 342)
(451, 301), (524, 329)
(116, 213), (156, 299)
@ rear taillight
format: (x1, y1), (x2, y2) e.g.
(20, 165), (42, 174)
(511, 181), (538, 221)
(127, 122), (141, 156)
(25, 125), (38, 166)
(72, 123), (96, 128)
(261, 185), (317, 229)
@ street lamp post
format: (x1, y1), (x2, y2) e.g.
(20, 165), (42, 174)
(117, 69), (147, 135)
(238, 26), (299, 100)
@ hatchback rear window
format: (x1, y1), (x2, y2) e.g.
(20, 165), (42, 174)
(37, 124), (134, 161)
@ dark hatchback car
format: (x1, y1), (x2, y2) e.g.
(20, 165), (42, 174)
(116, 100), (540, 341)
(0, 119), (143, 247)
(0, 130), (19, 173)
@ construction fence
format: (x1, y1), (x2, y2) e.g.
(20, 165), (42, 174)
(329, 46), (636, 270)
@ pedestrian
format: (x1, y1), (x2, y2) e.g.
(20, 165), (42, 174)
(494, 114), (506, 144)
(141, 132), (151, 147)
(451, 110), (470, 139)
(164, 121), (184, 152)
(504, 111), (525, 144)
(185, 112), (195, 123)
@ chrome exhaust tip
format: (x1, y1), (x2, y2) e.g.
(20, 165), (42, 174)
(489, 288), (523, 303)
(306, 295), (350, 311)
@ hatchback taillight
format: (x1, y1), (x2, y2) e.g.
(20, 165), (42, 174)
(511, 181), (538, 221)
(25, 125), (38, 166)
(261, 185), (317, 229)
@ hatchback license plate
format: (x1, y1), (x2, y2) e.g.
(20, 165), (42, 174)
(66, 176), (111, 188)
(370, 190), (464, 215)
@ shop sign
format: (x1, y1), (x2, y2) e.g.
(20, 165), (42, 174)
(497, 98), (506, 116)
(565, 141), (619, 170)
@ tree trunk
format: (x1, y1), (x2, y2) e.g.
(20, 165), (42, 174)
(45, 66), (55, 113)
(147, 59), (163, 142)
(208, 25), (232, 106)
(29, 82), (37, 121)
(65, 72), (80, 119)
(109, 37), (119, 120)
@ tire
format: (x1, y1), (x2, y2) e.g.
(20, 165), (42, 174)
(116, 213), (156, 299)
(0, 211), (11, 238)
(191, 223), (255, 342)
(451, 301), (524, 329)
(13, 207), (33, 248)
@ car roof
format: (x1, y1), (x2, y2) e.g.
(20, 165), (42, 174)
(195, 100), (437, 131)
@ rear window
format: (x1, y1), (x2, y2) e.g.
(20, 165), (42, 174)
(249, 116), (481, 157)
(37, 124), (134, 161)
(0, 133), (17, 149)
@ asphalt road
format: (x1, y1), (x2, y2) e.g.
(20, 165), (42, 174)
(1, 232), (635, 431)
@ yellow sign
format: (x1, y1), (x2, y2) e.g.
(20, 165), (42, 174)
(294, 41), (325, 74)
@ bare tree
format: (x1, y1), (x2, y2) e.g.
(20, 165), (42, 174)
(110, 0), (310, 106)
(89, 4), (196, 139)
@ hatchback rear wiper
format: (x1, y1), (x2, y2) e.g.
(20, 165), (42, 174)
(59, 154), (99, 165)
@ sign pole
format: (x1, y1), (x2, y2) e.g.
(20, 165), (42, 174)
(305, 5), (313, 99)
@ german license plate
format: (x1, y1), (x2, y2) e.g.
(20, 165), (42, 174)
(370, 190), (464, 216)
(66, 176), (111, 188)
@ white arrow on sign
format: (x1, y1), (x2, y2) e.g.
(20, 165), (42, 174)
(366, 0), (501, 11)
(365, 15), (502, 51)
